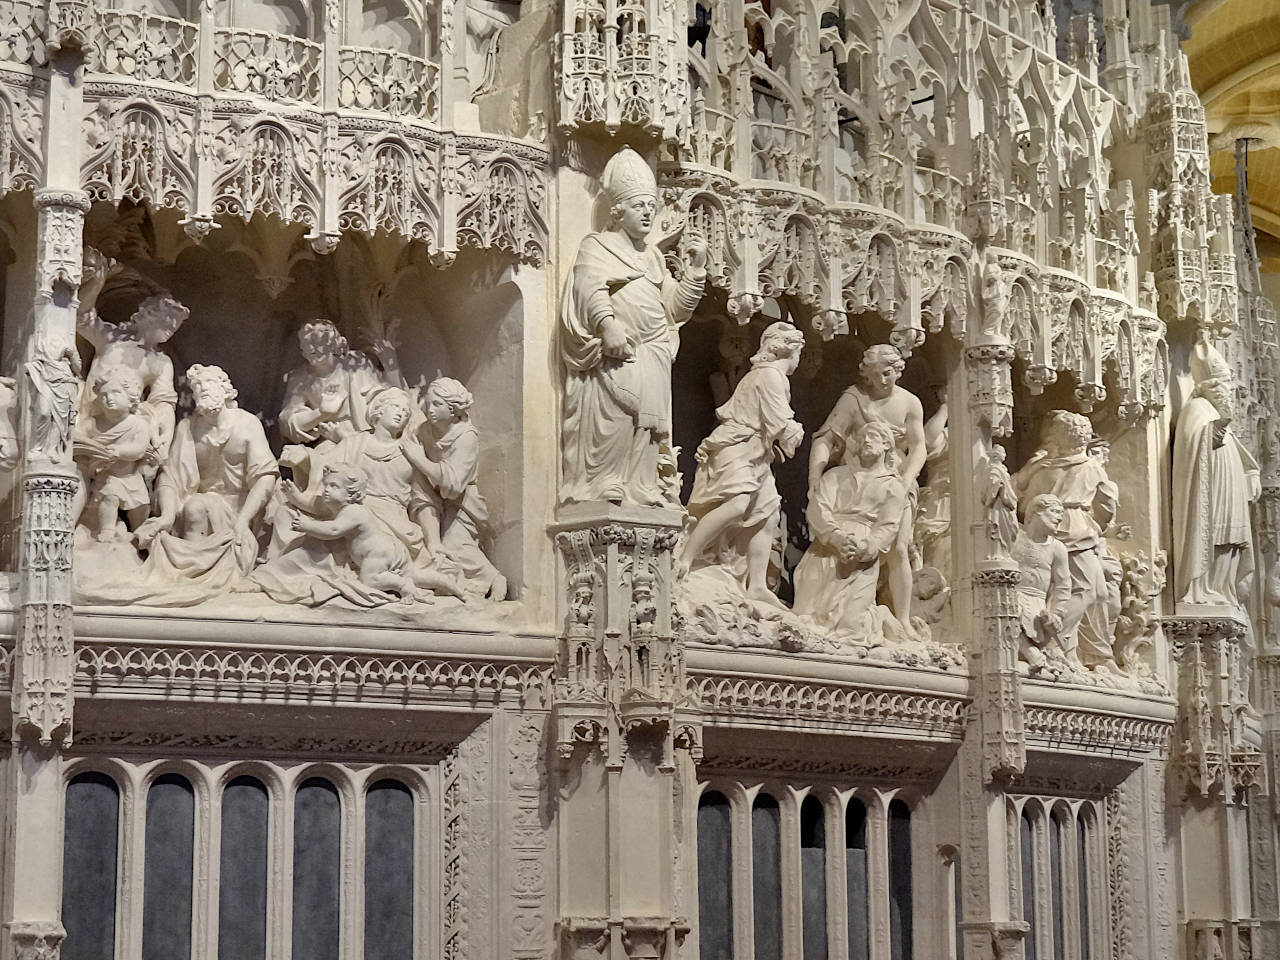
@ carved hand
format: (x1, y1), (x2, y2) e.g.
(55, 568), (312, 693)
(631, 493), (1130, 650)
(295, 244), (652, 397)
(686, 233), (709, 271)
(599, 317), (633, 361)
(281, 479), (302, 506)
(135, 515), (173, 546)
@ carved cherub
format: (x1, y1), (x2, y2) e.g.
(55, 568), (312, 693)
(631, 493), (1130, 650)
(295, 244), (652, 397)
(1011, 494), (1073, 673)
(72, 367), (155, 541)
(288, 463), (462, 601)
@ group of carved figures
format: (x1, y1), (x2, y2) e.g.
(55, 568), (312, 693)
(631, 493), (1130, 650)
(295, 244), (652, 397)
(559, 147), (1260, 673)
(25, 250), (506, 610)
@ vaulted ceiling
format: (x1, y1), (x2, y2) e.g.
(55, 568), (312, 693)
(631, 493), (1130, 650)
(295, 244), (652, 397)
(1185, 0), (1280, 271)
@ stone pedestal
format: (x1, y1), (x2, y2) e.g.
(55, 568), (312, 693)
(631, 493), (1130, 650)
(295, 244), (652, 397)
(550, 503), (697, 960)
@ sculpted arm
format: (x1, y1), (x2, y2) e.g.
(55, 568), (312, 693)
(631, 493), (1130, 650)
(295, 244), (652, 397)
(1048, 542), (1071, 613)
(808, 393), (855, 494)
(150, 357), (178, 453)
(294, 506), (361, 540)
(900, 393), (927, 486)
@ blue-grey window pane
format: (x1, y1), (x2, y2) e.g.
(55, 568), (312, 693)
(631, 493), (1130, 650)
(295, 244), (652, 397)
(1021, 812), (1037, 960)
(219, 776), (268, 960)
(752, 794), (782, 960)
(888, 800), (913, 960)
(143, 774), (194, 960)
(365, 780), (414, 960)
(1078, 812), (1091, 960)
(697, 791), (733, 960)
(63, 773), (120, 960)
(847, 799), (869, 960)
(800, 797), (827, 960)
(1050, 813), (1065, 960)
(293, 778), (341, 960)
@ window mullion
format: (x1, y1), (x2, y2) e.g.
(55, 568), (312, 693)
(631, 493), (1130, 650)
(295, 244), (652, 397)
(193, 765), (219, 960)
(827, 792), (850, 960)
(868, 794), (890, 960)
(781, 788), (803, 960)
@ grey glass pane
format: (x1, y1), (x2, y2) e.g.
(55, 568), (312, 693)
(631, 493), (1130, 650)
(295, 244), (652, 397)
(143, 774), (194, 960)
(293, 778), (341, 960)
(219, 776), (268, 960)
(846, 799), (868, 960)
(364, 780), (414, 960)
(1050, 813), (1065, 960)
(752, 794), (782, 960)
(888, 800), (913, 960)
(63, 773), (120, 960)
(1021, 812), (1037, 960)
(697, 792), (733, 960)
(800, 797), (827, 960)
(1078, 813), (1091, 960)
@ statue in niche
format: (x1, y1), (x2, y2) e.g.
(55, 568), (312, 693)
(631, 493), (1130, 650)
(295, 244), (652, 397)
(71, 367), (154, 542)
(279, 386), (462, 597)
(979, 444), (1019, 556)
(76, 249), (188, 468)
(793, 421), (910, 642)
(559, 146), (707, 506)
(278, 319), (402, 489)
(1011, 494), (1072, 674)
(399, 377), (507, 600)
(678, 322), (805, 606)
(1012, 411), (1122, 673)
(0, 376), (17, 473)
(79, 365), (278, 604)
(24, 330), (82, 464)
(1173, 334), (1260, 608)
(808, 344), (924, 630)
(243, 462), (461, 607)
(979, 257), (1010, 337)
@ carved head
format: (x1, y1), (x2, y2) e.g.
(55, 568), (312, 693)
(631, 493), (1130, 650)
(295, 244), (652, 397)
(298, 320), (348, 366)
(185, 364), (237, 414)
(320, 462), (368, 505)
(133, 294), (189, 347)
(603, 147), (658, 241)
(751, 321), (805, 372)
(366, 387), (412, 436)
(1025, 493), (1064, 534)
(1042, 410), (1091, 456)
(92, 366), (143, 415)
(424, 377), (473, 427)
(852, 420), (896, 467)
(859, 343), (905, 395)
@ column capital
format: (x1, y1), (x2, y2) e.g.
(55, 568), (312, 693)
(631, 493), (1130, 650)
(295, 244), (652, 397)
(5, 920), (65, 960)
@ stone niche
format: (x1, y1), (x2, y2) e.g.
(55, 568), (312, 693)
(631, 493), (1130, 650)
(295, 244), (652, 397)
(64, 202), (543, 623)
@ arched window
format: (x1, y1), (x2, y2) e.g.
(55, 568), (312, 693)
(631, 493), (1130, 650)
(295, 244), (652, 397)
(1020, 808), (1038, 960)
(63, 773), (120, 960)
(219, 776), (269, 960)
(847, 798), (869, 960)
(1050, 808), (1067, 960)
(697, 791), (733, 960)
(1078, 809), (1094, 960)
(365, 780), (415, 959)
(143, 773), (195, 960)
(800, 796), (827, 960)
(752, 793), (782, 960)
(293, 778), (342, 960)
(888, 799), (913, 960)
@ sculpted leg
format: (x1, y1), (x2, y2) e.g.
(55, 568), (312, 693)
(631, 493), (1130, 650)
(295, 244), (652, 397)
(95, 494), (120, 541)
(744, 516), (781, 607)
(679, 493), (751, 570)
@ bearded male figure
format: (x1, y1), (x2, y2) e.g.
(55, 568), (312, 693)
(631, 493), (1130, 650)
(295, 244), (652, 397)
(1173, 334), (1260, 607)
(1012, 411), (1121, 672)
(560, 147), (708, 506)
(808, 344), (925, 628)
